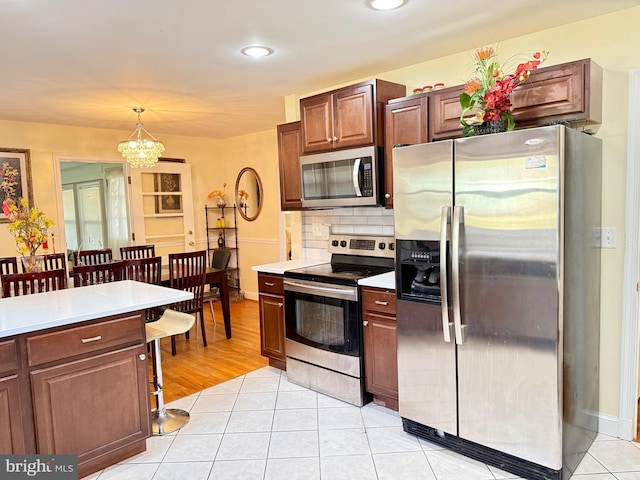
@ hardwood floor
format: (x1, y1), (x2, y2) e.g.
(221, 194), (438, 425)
(149, 298), (268, 404)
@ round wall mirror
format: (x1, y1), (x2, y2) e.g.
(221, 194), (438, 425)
(235, 167), (263, 221)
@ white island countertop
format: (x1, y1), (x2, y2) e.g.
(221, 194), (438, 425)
(0, 280), (192, 338)
(358, 271), (396, 290)
(252, 259), (328, 275)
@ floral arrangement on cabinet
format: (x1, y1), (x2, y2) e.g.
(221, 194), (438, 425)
(208, 183), (227, 207)
(459, 46), (549, 136)
(4, 197), (54, 272)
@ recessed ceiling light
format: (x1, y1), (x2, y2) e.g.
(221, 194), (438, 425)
(367, 0), (405, 10)
(241, 46), (273, 57)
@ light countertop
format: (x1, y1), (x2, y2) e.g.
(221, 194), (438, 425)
(358, 271), (396, 290)
(0, 280), (192, 338)
(252, 259), (329, 275)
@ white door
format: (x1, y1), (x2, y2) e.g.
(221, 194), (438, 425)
(129, 162), (195, 256)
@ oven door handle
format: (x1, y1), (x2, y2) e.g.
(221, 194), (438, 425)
(284, 279), (358, 301)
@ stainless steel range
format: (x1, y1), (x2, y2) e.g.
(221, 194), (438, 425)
(283, 234), (395, 406)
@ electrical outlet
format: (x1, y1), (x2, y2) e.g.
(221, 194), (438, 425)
(601, 227), (616, 249)
(321, 224), (330, 240)
(312, 222), (322, 238)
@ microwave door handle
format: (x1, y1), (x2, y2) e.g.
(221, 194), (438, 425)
(352, 158), (363, 197)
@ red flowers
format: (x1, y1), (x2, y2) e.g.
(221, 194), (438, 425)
(460, 47), (549, 135)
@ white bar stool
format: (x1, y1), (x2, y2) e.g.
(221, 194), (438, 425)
(145, 309), (195, 435)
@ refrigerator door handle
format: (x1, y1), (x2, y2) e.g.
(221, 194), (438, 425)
(440, 206), (453, 343)
(452, 205), (466, 345)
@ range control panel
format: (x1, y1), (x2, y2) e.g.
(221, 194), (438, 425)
(328, 234), (395, 259)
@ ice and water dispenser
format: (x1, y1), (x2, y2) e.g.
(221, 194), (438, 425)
(396, 240), (443, 305)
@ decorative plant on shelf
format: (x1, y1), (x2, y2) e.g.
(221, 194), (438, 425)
(207, 183), (227, 207)
(4, 197), (54, 272)
(459, 46), (549, 136)
(237, 189), (249, 207)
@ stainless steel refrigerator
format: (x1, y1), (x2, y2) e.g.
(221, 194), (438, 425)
(393, 125), (601, 480)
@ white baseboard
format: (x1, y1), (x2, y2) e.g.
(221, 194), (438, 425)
(597, 412), (623, 439)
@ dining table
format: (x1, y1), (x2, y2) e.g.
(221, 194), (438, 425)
(160, 266), (232, 339)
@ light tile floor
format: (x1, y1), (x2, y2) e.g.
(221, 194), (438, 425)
(85, 367), (640, 480)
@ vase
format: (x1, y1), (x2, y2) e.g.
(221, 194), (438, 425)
(23, 255), (43, 273)
(238, 196), (245, 207)
(217, 197), (226, 208)
(473, 119), (507, 136)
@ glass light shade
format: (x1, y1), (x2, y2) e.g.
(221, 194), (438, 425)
(117, 110), (165, 168)
(368, 0), (404, 10)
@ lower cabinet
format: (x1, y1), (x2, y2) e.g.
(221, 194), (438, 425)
(31, 345), (150, 471)
(0, 374), (26, 454)
(258, 273), (286, 370)
(2, 313), (151, 479)
(362, 287), (398, 410)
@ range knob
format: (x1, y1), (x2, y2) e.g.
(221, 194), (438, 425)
(331, 240), (339, 247)
(340, 240), (347, 248)
(389, 242), (395, 251)
(378, 242), (386, 250)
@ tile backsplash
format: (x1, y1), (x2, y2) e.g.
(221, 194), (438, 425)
(301, 206), (394, 258)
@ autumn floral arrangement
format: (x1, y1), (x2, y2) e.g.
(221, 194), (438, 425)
(208, 183), (227, 207)
(459, 46), (549, 136)
(4, 197), (54, 272)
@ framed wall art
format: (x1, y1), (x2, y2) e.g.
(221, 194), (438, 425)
(0, 148), (33, 223)
(154, 172), (183, 214)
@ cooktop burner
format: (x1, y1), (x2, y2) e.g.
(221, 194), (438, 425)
(284, 235), (395, 286)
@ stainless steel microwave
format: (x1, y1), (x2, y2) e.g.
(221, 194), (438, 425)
(299, 146), (382, 208)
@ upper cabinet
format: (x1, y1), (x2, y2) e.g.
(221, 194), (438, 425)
(300, 79), (406, 154)
(277, 121), (303, 210)
(429, 58), (603, 141)
(383, 94), (429, 208)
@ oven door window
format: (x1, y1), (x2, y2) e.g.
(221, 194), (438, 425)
(285, 290), (360, 357)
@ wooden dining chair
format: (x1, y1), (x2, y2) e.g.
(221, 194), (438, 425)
(122, 256), (163, 322)
(2, 269), (67, 297)
(0, 256), (19, 276)
(120, 245), (156, 260)
(72, 260), (124, 286)
(203, 249), (232, 323)
(168, 250), (207, 355)
(72, 248), (113, 266)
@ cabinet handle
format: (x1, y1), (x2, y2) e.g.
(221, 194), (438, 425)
(327, 137), (332, 143)
(374, 300), (389, 306)
(277, 303), (283, 308)
(265, 282), (275, 287)
(333, 136), (338, 142)
(81, 335), (102, 344)
(363, 320), (369, 326)
(139, 354), (146, 361)
(385, 193), (391, 199)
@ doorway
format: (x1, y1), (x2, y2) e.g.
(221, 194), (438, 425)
(53, 156), (131, 261)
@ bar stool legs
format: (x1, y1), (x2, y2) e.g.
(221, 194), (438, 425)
(145, 309), (195, 435)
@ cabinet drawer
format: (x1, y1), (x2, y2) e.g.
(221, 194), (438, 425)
(27, 314), (143, 367)
(0, 339), (18, 375)
(362, 288), (396, 316)
(258, 274), (283, 295)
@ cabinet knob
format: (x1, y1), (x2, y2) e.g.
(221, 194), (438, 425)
(385, 193), (391, 199)
(278, 303), (283, 308)
(327, 138), (332, 143)
(333, 136), (338, 142)
(189, 241), (195, 246)
(188, 230), (193, 235)
(363, 320), (369, 326)
(139, 354), (146, 361)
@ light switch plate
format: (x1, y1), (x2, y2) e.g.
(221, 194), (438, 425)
(601, 227), (616, 248)
(312, 222), (322, 238)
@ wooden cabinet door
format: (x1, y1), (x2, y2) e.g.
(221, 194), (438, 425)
(333, 83), (374, 150)
(0, 374), (27, 454)
(259, 294), (285, 361)
(363, 312), (398, 402)
(429, 85), (466, 140)
(300, 94), (334, 153)
(384, 95), (428, 208)
(277, 122), (303, 210)
(30, 345), (150, 467)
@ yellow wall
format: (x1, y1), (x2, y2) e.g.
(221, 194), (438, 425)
(1, 6), (639, 420)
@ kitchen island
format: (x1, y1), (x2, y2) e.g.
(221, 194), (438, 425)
(0, 280), (192, 479)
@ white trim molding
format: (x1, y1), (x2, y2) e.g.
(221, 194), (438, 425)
(619, 68), (640, 441)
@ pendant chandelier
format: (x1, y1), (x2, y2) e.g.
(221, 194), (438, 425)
(117, 107), (165, 168)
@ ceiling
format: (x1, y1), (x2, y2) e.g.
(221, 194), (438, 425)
(0, 0), (637, 140)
